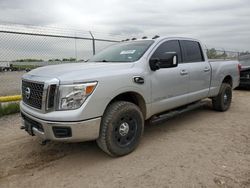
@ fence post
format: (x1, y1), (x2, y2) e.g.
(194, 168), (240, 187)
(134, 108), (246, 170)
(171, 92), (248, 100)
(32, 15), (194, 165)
(89, 31), (96, 55)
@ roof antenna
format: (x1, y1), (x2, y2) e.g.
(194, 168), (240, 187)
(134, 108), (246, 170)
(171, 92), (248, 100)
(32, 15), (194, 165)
(152, 35), (160, 39)
(142, 36), (147, 39)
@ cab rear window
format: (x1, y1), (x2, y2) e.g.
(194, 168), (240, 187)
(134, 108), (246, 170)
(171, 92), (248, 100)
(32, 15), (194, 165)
(180, 40), (204, 63)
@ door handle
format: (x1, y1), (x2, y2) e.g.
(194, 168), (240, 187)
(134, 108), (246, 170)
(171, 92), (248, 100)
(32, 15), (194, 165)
(204, 67), (210, 72)
(180, 69), (188, 75)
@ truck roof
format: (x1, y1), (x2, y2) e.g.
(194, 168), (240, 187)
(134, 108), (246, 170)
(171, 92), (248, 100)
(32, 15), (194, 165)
(127, 36), (202, 44)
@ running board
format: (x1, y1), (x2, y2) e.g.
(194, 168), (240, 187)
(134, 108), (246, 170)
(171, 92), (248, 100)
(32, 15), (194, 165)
(150, 101), (208, 125)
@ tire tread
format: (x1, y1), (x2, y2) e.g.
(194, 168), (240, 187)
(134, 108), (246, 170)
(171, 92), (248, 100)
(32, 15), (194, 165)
(212, 83), (232, 111)
(97, 101), (143, 157)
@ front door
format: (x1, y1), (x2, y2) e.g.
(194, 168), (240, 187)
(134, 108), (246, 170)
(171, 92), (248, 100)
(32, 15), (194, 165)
(150, 40), (190, 115)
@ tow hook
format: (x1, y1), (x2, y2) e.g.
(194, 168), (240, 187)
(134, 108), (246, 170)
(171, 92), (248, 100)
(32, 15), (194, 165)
(39, 140), (50, 146)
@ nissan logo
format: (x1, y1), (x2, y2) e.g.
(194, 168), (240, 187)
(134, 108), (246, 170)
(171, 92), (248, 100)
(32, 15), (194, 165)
(25, 87), (31, 99)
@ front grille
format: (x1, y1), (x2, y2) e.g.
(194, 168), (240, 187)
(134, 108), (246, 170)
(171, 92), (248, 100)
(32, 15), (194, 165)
(241, 70), (250, 79)
(22, 80), (44, 109)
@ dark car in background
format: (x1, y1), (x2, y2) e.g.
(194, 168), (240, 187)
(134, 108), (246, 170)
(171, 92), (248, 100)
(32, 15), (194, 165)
(239, 54), (250, 88)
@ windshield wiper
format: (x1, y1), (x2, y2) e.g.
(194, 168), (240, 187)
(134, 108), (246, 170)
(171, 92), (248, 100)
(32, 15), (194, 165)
(94, 60), (132, 63)
(91, 59), (109, 62)
(96, 59), (108, 62)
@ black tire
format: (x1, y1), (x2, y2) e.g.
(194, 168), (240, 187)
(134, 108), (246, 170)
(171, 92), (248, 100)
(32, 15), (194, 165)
(212, 83), (232, 111)
(97, 101), (144, 157)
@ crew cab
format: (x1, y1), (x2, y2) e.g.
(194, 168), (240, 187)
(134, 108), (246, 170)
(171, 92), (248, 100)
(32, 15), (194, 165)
(20, 37), (240, 156)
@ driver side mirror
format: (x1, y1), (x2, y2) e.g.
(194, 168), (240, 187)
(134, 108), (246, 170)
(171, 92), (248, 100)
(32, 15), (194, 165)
(149, 52), (178, 71)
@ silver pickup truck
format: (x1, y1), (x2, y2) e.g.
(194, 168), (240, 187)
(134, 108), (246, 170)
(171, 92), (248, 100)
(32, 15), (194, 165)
(20, 37), (240, 156)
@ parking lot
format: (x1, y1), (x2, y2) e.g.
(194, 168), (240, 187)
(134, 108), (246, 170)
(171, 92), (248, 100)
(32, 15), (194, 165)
(0, 90), (249, 187)
(0, 71), (25, 96)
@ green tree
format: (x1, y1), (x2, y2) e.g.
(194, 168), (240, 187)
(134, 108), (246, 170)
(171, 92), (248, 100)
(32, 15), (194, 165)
(207, 48), (217, 59)
(207, 48), (228, 59)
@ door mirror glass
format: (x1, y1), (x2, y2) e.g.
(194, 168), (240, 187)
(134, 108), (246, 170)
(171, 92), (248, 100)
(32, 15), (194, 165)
(149, 52), (178, 71)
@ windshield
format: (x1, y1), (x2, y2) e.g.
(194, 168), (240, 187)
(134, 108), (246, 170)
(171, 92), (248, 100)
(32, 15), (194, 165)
(89, 40), (154, 62)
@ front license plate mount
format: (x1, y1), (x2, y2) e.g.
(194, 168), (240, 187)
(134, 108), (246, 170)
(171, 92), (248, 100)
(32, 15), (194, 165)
(24, 120), (34, 136)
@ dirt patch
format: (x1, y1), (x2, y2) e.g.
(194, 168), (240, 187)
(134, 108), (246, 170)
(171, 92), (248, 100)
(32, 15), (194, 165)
(0, 90), (249, 187)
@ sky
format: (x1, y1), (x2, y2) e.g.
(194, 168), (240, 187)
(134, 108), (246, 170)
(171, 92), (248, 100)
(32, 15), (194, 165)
(0, 0), (249, 59)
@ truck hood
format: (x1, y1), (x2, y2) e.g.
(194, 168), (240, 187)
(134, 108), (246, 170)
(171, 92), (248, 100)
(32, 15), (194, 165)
(26, 62), (134, 84)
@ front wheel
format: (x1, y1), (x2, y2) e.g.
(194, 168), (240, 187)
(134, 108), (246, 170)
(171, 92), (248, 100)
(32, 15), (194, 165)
(97, 101), (144, 157)
(212, 83), (232, 111)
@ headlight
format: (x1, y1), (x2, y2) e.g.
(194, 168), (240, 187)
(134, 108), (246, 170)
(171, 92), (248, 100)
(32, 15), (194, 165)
(58, 82), (97, 110)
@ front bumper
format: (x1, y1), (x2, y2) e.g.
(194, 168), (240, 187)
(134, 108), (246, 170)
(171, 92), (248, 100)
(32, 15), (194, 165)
(239, 78), (250, 87)
(21, 110), (101, 142)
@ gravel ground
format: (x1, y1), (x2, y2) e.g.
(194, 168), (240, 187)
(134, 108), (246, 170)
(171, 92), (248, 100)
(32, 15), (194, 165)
(0, 90), (249, 188)
(0, 71), (25, 96)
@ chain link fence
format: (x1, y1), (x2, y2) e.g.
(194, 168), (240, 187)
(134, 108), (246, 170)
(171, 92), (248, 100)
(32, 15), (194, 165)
(0, 24), (124, 96)
(0, 23), (121, 64)
(0, 23), (249, 96)
(205, 48), (240, 60)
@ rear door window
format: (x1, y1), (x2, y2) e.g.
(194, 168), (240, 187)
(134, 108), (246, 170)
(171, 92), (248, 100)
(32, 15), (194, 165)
(180, 40), (204, 63)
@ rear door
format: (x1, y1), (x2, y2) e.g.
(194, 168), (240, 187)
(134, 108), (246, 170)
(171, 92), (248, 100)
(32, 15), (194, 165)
(179, 40), (211, 102)
(150, 40), (190, 114)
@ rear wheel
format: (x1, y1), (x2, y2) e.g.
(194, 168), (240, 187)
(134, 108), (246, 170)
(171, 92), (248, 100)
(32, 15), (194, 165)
(97, 101), (144, 157)
(212, 83), (232, 111)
